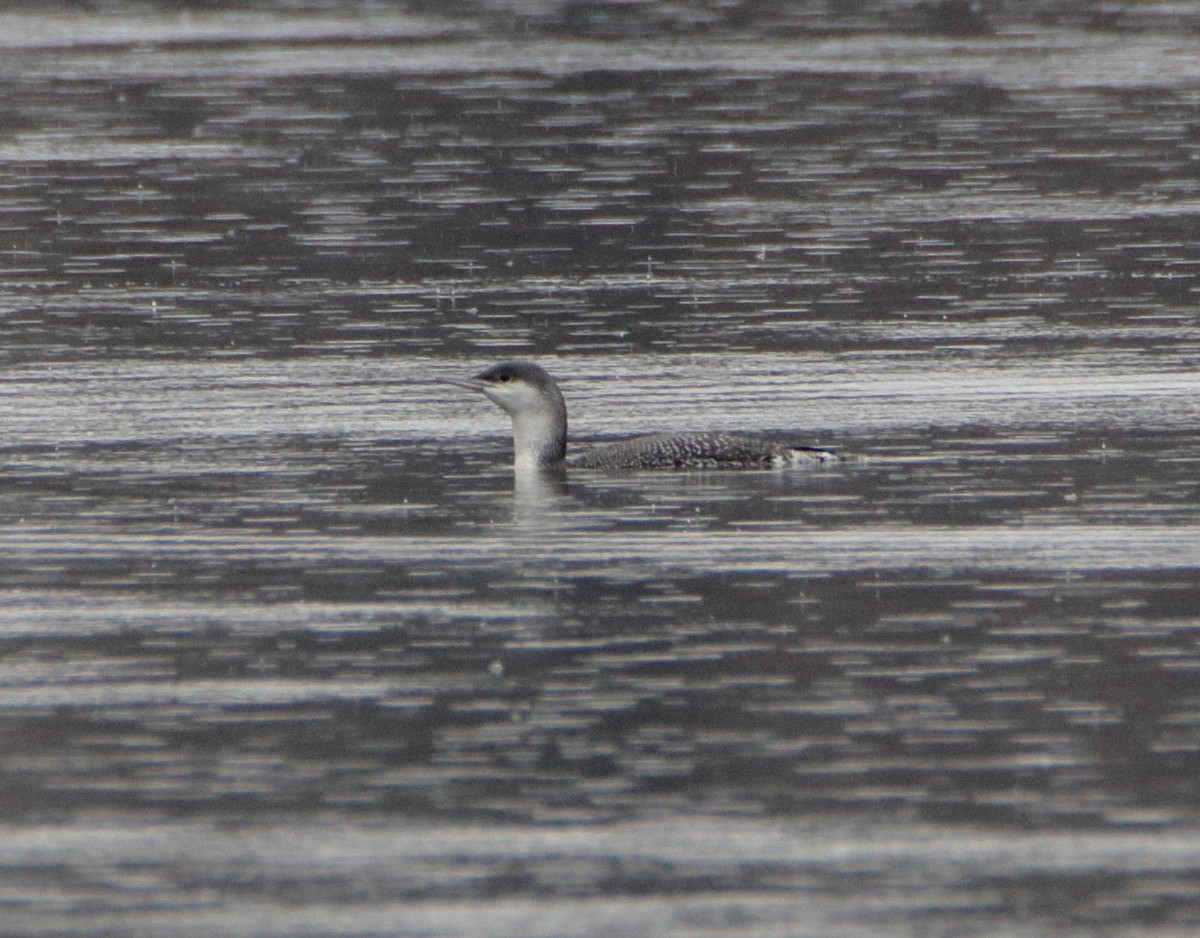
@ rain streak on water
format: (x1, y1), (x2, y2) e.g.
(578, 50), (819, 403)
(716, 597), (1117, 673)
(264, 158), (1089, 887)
(1, 2), (1200, 936)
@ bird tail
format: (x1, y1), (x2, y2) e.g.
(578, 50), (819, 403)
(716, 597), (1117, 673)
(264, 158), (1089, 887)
(776, 445), (840, 466)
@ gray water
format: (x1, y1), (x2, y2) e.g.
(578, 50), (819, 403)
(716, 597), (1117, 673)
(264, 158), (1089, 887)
(2, 2), (1200, 935)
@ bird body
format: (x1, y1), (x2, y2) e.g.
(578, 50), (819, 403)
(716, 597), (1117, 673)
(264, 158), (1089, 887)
(443, 361), (835, 472)
(569, 431), (831, 470)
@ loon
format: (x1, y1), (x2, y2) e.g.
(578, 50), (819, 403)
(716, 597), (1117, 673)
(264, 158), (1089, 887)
(443, 361), (836, 472)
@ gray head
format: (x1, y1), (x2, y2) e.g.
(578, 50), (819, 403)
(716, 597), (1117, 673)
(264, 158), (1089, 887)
(443, 361), (569, 471)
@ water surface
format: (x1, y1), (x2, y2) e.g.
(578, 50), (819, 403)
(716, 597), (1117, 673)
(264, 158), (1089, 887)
(2, 3), (1200, 935)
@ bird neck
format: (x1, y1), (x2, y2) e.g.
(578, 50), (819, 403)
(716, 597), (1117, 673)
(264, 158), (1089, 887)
(511, 404), (567, 472)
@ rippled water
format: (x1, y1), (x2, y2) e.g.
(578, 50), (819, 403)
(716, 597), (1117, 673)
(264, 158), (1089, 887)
(2, 3), (1200, 935)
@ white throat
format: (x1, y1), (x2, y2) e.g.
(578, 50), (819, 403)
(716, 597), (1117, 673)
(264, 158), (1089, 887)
(511, 409), (562, 472)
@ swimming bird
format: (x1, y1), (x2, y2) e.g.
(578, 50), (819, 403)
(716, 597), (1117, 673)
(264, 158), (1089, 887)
(443, 361), (836, 472)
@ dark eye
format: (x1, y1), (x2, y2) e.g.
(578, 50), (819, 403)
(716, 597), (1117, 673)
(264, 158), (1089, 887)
(497, 372), (511, 382)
